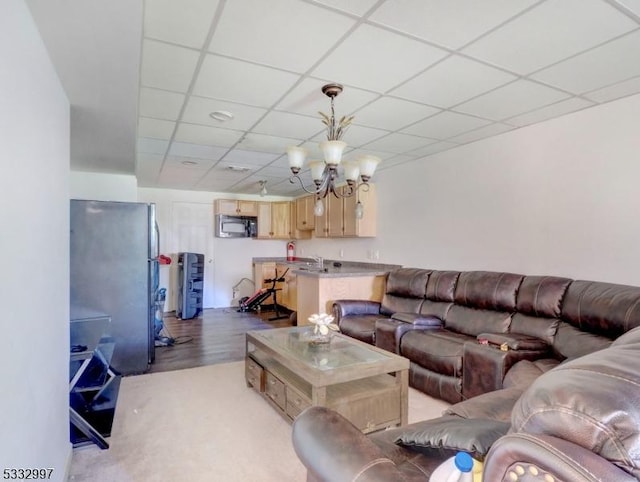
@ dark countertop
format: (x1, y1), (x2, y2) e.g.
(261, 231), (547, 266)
(252, 257), (401, 278)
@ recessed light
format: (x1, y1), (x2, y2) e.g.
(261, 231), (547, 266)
(226, 165), (252, 172)
(209, 110), (234, 122)
(181, 160), (198, 166)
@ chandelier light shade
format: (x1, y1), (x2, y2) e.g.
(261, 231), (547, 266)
(286, 83), (380, 217)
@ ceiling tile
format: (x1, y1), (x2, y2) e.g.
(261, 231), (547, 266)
(615, 0), (640, 15)
(401, 111), (492, 139)
(375, 154), (419, 170)
(137, 137), (169, 155)
(139, 87), (185, 120)
(406, 141), (459, 158)
(144, 0), (219, 49)
(462, 0), (638, 74)
(158, 165), (204, 183)
(192, 55), (300, 107)
(182, 96), (267, 130)
(310, 0), (379, 16)
(311, 124), (389, 147)
(312, 24), (448, 92)
(531, 31), (640, 94)
(276, 78), (378, 116)
(238, 132), (303, 153)
(136, 153), (164, 183)
(453, 80), (570, 121)
(253, 111), (323, 139)
(353, 96), (440, 130)
(361, 132), (437, 154)
(223, 149), (280, 166)
(164, 156), (214, 170)
(369, 0), (537, 49)
(209, 0), (355, 73)
(168, 142), (229, 159)
(343, 147), (398, 161)
(584, 76), (640, 103)
(138, 117), (176, 139)
(505, 97), (595, 127)
(253, 165), (292, 178)
(447, 122), (516, 144)
(174, 123), (244, 147)
(390, 55), (517, 108)
(140, 39), (200, 92)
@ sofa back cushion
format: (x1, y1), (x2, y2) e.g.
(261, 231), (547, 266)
(553, 280), (640, 358)
(454, 271), (523, 311)
(419, 300), (453, 320)
(509, 313), (559, 345)
(425, 270), (459, 302)
(516, 275), (572, 318)
(444, 305), (512, 336)
(511, 335), (640, 478)
(560, 280), (640, 337)
(380, 268), (431, 316)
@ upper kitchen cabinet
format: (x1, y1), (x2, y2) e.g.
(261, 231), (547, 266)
(295, 195), (315, 231)
(215, 199), (258, 217)
(314, 184), (376, 238)
(289, 201), (311, 240)
(257, 201), (291, 239)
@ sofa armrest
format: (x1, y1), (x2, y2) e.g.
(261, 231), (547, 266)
(332, 300), (381, 323)
(477, 333), (549, 351)
(292, 406), (406, 482)
(391, 312), (443, 327)
(484, 433), (636, 482)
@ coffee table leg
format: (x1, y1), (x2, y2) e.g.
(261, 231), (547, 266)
(311, 385), (327, 406)
(398, 369), (408, 426)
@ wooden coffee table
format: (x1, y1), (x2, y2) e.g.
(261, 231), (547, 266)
(245, 326), (409, 433)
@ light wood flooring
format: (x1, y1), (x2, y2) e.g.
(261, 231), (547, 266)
(148, 306), (293, 374)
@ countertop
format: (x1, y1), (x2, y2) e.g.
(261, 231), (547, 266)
(252, 257), (401, 278)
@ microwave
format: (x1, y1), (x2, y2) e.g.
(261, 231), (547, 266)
(215, 214), (257, 238)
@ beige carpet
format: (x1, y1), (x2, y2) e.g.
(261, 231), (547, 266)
(68, 362), (449, 482)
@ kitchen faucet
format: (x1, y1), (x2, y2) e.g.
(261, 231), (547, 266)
(311, 255), (324, 269)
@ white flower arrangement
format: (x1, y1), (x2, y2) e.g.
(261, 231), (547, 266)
(308, 313), (340, 336)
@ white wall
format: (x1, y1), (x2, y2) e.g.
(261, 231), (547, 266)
(298, 94), (640, 286)
(138, 188), (289, 309)
(70, 171), (138, 201)
(0, 1), (71, 478)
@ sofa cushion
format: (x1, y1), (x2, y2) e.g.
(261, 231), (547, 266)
(561, 280), (640, 338)
(337, 314), (380, 344)
(385, 268), (431, 298)
(444, 305), (512, 337)
(425, 270), (459, 302)
(401, 330), (468, 376)
(380, 294), (424, 317)
(516, 275), (572, 318)
(454, 271), (523, 311)
(511, 342), (640, 478)
(419, 300), (453, 320)
(445, 387), (523, 423)
(509, 313), (559, 345)
(394, 415), (510, 460)
(503, 358), (561, 390)
(553, 322), (611, 360)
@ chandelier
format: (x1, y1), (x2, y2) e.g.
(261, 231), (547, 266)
(286, 83), (380, 217)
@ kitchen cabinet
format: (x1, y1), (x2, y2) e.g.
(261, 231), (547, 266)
(295, 195), (315, 231)
(276, 263), (297, 311)
(257, 201), (291, 239)
(215, 199), (258, 216)
(313, 184), (377, 238)
(253, 261), (276, 290)
(289, 201), (312, 240)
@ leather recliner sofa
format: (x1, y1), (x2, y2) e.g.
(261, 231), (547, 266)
(292, 326), (640, 481)
(333, 268), (640, 403)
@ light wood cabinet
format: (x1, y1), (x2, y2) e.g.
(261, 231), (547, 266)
(215, 199), (258, 216)
(275, 263), (297, 311)
(253, 261), (276, 290)
(312, 184), (377, 238)
(289, 202), (311, 240)
(295, 195), (315, 231)
(257, 201), (291, 239)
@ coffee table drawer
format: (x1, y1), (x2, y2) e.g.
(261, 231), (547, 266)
(265, 372), (286, 410)
(246, 357), (264, 391)
(285, 385), (311, 419)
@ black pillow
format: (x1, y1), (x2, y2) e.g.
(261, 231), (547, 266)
(393, 415), (510, 460)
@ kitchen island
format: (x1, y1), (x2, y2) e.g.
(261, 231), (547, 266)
(252, 258), (401, 326)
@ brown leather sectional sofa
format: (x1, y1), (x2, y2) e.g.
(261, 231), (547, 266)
(292, 268), (640, 481)
(332, 268), (640, 403)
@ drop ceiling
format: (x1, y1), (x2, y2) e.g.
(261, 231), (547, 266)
(27, 0), (640, 196)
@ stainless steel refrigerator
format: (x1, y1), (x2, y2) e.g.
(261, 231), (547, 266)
(70, 200), (159, 375)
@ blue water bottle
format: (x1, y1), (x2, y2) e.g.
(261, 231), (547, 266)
(429, 451), (474, 482)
